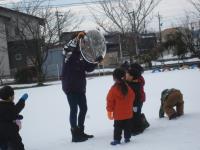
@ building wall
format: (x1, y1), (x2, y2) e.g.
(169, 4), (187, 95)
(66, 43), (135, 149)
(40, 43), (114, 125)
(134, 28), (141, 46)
(103, 51), (119, 67)
(43, 48), (63, 78)
(0, 18), (10, 76)
(0, 8), (42, 42)
(0, 7), (44, 75)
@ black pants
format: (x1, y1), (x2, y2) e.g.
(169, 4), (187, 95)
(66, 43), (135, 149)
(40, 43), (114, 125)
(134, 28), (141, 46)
(134, 102), (143, 123)
(0, 123), (24, 150)
(113, 119), (132, 141)
(0, 141), (7, 150)
(66, 92), (87, 128)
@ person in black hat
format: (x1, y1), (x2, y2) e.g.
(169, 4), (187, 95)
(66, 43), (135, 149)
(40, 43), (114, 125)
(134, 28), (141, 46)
(0, 86), (28, 150)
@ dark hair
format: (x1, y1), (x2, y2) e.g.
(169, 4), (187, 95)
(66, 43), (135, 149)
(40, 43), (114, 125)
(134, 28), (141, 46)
(127, 68), (141, 79)
(113, 68), (128, 96)
(0, 86), (14, 100)
(130, 63), (144, 76)
(120, 61), (130, 71)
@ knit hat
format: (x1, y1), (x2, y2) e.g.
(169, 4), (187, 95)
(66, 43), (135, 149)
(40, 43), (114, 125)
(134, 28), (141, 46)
(130, 63), (144, 76)
(0, 86), (14, 101)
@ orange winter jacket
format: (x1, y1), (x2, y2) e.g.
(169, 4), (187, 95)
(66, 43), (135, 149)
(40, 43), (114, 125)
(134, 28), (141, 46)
(106, 84), (135, 120)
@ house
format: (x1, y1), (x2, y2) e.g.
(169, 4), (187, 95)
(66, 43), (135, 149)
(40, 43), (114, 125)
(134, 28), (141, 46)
(43, 47), (63, 79)
(104, 33), (120, 66)
(104, 32), (157, 65)
(138, 33), (157, 52)
(0, 6), (45, 76)
(0, 14), (10, 76)
(43, 31), (157, 76)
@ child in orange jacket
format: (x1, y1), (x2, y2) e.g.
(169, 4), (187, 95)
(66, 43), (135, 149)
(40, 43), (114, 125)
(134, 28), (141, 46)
(106, 68), (135, 145)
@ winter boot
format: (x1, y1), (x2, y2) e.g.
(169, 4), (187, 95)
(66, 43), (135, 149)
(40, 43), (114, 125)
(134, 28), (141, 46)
(124, 138), (130, 143)
(169, 113), (177, 120)
(79, 126), (94, 138)
(71, 127), (88, 142)
(141, 113), (150, 129)
(110, 140), (121, 145)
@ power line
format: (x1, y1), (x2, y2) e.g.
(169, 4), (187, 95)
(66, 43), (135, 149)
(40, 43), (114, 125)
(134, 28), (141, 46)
(0, 0), (119, 9)
(1, 0), (199, 31)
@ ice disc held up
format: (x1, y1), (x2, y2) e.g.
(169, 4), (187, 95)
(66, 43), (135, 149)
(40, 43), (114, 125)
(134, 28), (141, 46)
(79, 30), (106, 64)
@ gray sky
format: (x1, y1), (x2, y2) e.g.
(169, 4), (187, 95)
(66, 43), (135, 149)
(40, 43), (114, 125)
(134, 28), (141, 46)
(0, 0), (197, 32)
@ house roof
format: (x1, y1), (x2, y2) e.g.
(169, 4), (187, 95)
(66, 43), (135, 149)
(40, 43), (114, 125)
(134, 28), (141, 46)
(0, 14), (10, 21)
(0, 6), (45, 25)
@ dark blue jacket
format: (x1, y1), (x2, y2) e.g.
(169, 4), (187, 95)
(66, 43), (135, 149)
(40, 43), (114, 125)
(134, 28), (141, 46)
(0, 99), (25, 150)
(61, 46), (97, 94)
(127, 81), (142, 107)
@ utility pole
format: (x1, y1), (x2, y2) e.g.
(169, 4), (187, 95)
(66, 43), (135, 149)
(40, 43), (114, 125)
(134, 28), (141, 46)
(118, 33), (123, 63)
(55, 10), (62, 45)
(158, 12), (164, 61)
(144, 18), (146, 33)
(133, 11), (139, 56)
(129, 10), (139, 58)
(158, 12), (162, 43)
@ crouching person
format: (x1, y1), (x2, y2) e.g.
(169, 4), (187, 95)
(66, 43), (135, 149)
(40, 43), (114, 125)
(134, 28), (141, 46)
(159, 88), (184, 120)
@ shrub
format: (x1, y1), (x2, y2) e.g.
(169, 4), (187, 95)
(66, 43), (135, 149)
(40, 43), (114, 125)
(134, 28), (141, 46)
(14, 67), (37, 84)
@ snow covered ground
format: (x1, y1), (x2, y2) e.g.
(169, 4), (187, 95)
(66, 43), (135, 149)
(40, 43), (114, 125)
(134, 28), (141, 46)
(6, 68), (200, 150)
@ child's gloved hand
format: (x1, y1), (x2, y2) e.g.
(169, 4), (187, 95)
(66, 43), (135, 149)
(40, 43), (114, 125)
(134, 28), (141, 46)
(20, 93), (28, 101)
(16, 114), (23, 120)
(107, 111), (114, 120)
(133, 107), (138, 112)
(15, 120), (22, 130)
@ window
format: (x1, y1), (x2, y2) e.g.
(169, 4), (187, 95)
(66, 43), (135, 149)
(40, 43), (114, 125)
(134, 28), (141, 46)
(15, 53), (22, 61)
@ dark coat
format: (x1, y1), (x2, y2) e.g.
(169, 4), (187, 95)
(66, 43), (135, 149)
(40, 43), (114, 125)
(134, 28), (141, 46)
(127, 81), (142, 107)
(0, 99), (25, 150)
(61, 47), (97, 94)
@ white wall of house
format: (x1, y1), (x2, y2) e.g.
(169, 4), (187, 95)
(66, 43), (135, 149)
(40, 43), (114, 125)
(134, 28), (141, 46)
(0, 9), (42, 42)
(0, 7), (44, 76)
(103, 51), (119, 67)
(0, 18), (10, 76)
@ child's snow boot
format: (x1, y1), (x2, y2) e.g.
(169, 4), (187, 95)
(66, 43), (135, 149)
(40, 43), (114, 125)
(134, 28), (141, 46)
(141, 113), (150, 129)
(71, 127), (88, 142)
(110, 140), (121, 145)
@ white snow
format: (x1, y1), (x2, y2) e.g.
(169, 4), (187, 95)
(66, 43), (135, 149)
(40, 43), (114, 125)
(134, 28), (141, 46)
(5, 68), (200, 150)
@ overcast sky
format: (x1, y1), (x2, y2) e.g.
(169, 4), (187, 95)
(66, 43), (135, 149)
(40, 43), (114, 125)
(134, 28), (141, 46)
(0, 0), (197, 32)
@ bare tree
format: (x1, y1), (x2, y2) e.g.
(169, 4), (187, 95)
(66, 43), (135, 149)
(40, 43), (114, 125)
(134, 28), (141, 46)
(188, 0), (200, 58)
(163, 27), (194, 61)
(11, 0), (82, 85)
(88, 0), (161, 62)
(190, 0), (200, 15)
